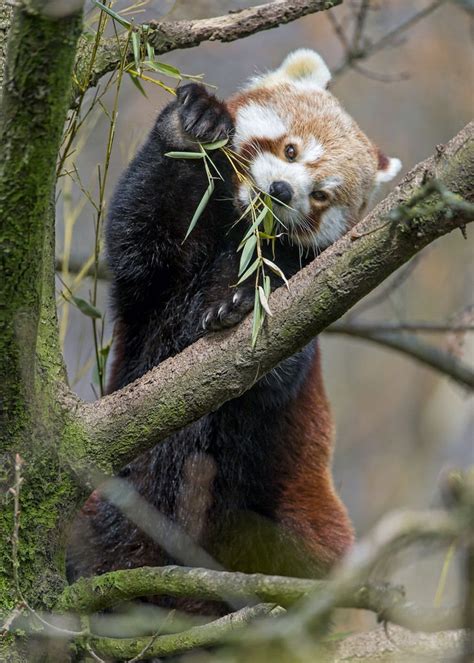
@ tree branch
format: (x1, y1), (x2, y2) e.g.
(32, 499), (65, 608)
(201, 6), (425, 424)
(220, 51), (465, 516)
(58, 563), (463, 633)
(330, 0), (449, 78)
(243, 506), (468, 645)
(75, 0), (342, 95)
(326, 323), (474, 389)
(62, 122), (473, 477)
(84, 603), (283, 661)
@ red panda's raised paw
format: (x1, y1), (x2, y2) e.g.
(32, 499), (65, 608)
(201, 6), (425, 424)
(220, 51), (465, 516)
(177, 83), (233, 144)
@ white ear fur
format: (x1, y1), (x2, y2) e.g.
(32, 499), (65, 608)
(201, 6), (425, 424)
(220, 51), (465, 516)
(277, 49), (332, 89)
(375, 157), (402, 184)
(247, 49), (332, 90)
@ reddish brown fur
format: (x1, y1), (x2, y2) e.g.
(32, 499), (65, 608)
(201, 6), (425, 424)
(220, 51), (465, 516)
(276, 349), (354, 571)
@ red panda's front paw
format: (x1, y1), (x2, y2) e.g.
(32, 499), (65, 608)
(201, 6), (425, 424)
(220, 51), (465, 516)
(177, 83), (233, 143)
(202, 288), (254, 332)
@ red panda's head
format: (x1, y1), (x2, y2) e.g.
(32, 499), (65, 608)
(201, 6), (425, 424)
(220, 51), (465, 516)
(227, 50), (402, 249)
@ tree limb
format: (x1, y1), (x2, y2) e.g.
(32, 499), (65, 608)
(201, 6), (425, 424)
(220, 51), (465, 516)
(326, 324), (474, 389)
(243, 506), (468, 645)
(330, 0), (449, 78)
(75, 0), (342, 95)
(61, 122), (474, 476)
(58, 563), (463, 633)
(84, 603), (283, 661)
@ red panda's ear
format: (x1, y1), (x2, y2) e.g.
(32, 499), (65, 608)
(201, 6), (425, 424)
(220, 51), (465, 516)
(277, 49), (331, 89)
(375, 148), (402, 184)
(247, 49), (331, 91)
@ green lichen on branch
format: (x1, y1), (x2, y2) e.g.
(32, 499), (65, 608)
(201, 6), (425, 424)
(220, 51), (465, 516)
(83, 603), (283, 661)
(0, 3), (86, 646)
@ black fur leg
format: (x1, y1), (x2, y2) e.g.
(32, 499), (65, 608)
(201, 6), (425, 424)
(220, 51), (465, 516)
(202, 287), (254, 331)
(177, 83), (233, 143)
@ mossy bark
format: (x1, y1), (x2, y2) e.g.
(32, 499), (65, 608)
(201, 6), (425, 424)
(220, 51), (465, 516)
(0, 4), (84, 661)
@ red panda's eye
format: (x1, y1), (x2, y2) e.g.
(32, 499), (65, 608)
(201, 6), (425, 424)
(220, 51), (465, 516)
(311, 190), (329, 202)
(284, 144), (297, 161)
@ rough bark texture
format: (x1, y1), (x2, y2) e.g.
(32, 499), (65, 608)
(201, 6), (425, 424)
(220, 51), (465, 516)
(58, 564), (463, 632)
(71, 122), (474, 476)
(0, 3), (84, 661)
(74, 0), (342, 96)
(0, 1), (12, 96)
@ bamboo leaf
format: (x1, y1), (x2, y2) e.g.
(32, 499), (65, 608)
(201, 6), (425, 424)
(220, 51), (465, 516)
(183, 179), (215, 241)
(258, 285), (272, 316)
(146, 42), (155, 62)
(238, 207), (268, 248)
(128, 72), (147, 97)
(201, 138), (229, 151)
(71, 296), (102, 319)
(165, 151), (205, 159)
(238, 235), (257, 276)
(263, 209), (274, 236)
(264, 275), (271, 299)
(93, 1), (132, 28)
(251, 288), (263, 347)
(131, 31), (141, 72)
(236, 258), (259, 285)
(262, 258), (289, 289)
(145, 61), (182, 79)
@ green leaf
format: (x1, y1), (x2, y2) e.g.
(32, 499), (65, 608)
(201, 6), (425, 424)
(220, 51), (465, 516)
(165, 151), (205, 159)
(238, 235), (257, 276)
(251, 288), (263, 347)
(128, 72), (148, 97)
(262, 258), (289, 289)
(71, 296), (102, 319)
(236, 258), (259, 285)
(264, 275), (271, 299)
(145, 60), (183, 79)
(183, 179), (215, 241)
(93, 1), (132, 28)
(238, 207), (268, 248)
(201, 138), (229, 151)
(146, 42), (155, 62)
(258, 285), (272, 316)
(263, 209), (274, 236)
(131, 31), (141, 72)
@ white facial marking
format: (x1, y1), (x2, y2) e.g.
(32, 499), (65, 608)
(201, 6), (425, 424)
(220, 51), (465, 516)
(300, 136), (325, 163)
(234, 103), (286, 149)
(376, 157), (402, 184)
(312, 206), (349, 249)
(250, 152), (312, 216)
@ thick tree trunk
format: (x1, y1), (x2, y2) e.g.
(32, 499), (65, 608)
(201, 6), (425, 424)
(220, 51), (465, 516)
(0, 4), (84, 661)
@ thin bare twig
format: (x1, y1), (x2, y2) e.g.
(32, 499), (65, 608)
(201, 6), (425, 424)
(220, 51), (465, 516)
(331, 0), (449, 78)
(326, 324), (474, 390)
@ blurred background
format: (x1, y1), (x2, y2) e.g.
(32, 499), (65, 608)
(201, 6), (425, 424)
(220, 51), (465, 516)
(57, 0), (473, 632)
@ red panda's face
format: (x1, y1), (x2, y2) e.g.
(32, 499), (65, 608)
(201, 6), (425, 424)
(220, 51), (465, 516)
(227, 50), (401, 250)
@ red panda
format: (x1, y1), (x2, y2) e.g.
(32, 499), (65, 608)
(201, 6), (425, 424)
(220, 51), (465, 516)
(67, 50), (401, 613)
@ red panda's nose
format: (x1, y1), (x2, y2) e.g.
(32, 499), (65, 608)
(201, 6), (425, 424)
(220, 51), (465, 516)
(269, 180), (294, 205)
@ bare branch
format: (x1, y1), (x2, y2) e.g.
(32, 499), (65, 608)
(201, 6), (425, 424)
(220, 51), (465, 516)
(246, 507), (467, 644)
(84, 603), (284, 661)
(331, 0), (449, 78)
(75, 0), (342, 94)
(61, 122), (474, 476)
(326, 324), (474, 389)
(58, 562), (463, 633)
